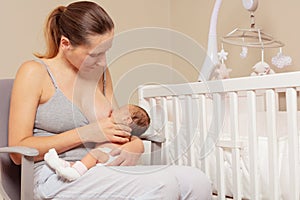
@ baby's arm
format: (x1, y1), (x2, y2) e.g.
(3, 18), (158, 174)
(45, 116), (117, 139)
(81, 148), (109, 169)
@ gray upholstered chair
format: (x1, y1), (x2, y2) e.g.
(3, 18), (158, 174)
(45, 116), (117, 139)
(0, 79), (38, 200)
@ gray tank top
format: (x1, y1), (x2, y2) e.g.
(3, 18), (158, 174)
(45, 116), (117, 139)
(34, 60), (94, 167)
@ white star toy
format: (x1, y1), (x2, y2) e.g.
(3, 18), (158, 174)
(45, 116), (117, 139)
(218, 49), (228, 62)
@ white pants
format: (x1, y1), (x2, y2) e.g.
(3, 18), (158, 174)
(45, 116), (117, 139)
(34, 164), (211, 200)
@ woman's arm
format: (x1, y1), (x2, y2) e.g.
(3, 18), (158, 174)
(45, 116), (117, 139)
(8, 61), (83, 164)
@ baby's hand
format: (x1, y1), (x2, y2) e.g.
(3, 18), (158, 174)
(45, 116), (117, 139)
(90, 148), (109, 164)
(111, 106), (132, 125)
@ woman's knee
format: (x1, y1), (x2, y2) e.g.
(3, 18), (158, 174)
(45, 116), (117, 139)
(170, 166), (212, 200)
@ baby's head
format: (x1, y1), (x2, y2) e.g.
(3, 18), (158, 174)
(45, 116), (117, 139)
(112, 104), (150, 137)
(127, 104), (150, 137)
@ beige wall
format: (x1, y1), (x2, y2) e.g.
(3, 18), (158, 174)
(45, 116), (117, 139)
(0, 1), (299, 102)
(1, 1), (299, 80)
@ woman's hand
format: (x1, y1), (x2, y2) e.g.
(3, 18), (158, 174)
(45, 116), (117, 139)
(77, 117), (132, 144)
(107, 136), (144, 166)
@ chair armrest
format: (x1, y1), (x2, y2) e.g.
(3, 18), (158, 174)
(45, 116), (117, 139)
(0, 146), (39, 156)
(0, 146), (38, 200)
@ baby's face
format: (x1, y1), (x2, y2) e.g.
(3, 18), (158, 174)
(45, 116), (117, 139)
(111, 105), (132, 125)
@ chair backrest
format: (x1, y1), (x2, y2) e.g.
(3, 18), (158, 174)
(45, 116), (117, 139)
(0, 79), (21, 200)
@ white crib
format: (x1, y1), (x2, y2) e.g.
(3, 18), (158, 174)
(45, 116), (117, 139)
(138, 72), (300, 200)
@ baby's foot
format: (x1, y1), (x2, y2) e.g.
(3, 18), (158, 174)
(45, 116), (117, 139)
(56, 161), (87, 181)
(44, 148), (70, 170)
(56, 166), (81, 181)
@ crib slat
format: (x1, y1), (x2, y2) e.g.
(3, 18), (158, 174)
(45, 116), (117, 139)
(216, 147), (225, 200)
(185, 95), (193, 166)
(266, 90), (279, 200)
(178, 95), (189, 165)
(198, 94), (209, 173)
(172, 96), (181, 165)
(229, 92), (242, 200)
(149, 97), (162, 165)
(286, 88), (300, 200)
(161, 97), (169, 165)
(180, 95), (190, 165)
(247, 91), (260, 200)
(213, 93), (226, 200)
(191, 95), (199, 168)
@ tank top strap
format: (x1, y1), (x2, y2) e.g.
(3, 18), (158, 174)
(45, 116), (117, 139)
(36, 59), (58, 89)
(103, 68), (106, 96)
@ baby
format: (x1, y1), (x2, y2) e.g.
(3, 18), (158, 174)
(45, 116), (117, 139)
(44, 104), (150, 181)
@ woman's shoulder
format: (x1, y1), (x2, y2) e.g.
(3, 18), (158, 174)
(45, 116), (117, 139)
(14, 60), (49, 91)
(15, 60), (48, 80)
(17, 60), (46, 74)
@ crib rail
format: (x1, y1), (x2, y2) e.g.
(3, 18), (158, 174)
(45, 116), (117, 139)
(140, 72), (300, 98)
(139, 72), (300, 200)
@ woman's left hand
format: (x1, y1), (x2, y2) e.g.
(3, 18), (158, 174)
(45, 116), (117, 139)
(107, 136), (144, 166)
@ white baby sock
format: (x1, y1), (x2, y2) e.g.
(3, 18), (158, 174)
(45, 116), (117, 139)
(44, 148), (70, 170)
(56, 161), (88, 181)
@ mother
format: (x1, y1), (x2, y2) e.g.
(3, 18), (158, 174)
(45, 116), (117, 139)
(9, 1), (211, 199)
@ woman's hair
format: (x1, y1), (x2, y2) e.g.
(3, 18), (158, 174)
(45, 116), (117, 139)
(36, 1), (114, 58)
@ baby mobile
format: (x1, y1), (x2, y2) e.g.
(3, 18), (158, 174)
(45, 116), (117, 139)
(215, 0), (292, 79)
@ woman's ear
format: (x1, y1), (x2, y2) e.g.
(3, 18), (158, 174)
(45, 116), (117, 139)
(60, 36), (72, 50)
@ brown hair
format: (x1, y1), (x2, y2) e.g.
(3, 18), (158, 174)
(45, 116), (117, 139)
(36, 1), (114, 58)
(129, 105), (151, 137)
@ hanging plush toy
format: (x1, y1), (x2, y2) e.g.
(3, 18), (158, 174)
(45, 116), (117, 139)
(251, 48), (275, 76)
(271, 48), (292, 69)
(251, 61), (275, 76)
(214, 44), (232, 79)
(215, 63), (232, 79)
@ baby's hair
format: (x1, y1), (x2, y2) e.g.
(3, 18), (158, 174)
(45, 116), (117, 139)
(129, 105), (150, 137)
(36, 1), (114, 58)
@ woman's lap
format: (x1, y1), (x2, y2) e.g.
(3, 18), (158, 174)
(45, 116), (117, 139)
(34, 164), (211, 200)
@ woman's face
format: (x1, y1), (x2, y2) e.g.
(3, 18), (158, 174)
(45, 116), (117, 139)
(63, 30), (114, 73)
